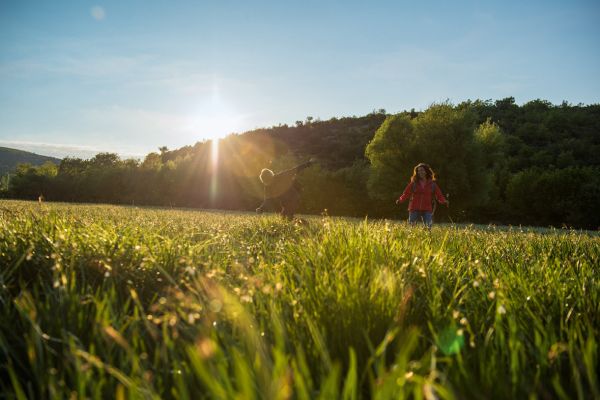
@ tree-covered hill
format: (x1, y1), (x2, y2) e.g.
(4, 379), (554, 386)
(0, 147), (61, 175)
(4, 99), (600, 228)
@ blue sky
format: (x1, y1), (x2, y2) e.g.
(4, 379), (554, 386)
(1, 0), (599, 159)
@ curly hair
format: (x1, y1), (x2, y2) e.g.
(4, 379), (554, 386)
(410, 163), (436, 182)
(259, 168), (275, 185)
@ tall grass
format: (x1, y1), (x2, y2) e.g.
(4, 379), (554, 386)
(1, 200), (598, 399)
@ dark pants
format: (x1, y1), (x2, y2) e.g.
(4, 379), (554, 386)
(280, 189), (300, 219)
(258, 188), (301, 220)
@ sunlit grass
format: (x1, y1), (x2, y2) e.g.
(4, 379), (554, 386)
(1, 200), (598, 399)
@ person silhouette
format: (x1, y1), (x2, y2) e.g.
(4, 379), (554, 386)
(256, 159), (313, 220)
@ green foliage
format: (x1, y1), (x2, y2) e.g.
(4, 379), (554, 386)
(471, 119), (509, 218)
(298, 161), (373, 217)
(506, 166), (600, 228)
(9, 162), (58, 199)
(4, 100), (600, 228)
(474, 118), (505, 168)
(366, 104), (498, 218)
(365, 114), (415, 199)
(0, 201), (598, 398)
(469, 98), (600, 171)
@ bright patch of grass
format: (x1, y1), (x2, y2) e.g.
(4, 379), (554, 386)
(1, 200), (598, 399)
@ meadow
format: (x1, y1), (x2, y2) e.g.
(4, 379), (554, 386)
(0, 200), (598, 399)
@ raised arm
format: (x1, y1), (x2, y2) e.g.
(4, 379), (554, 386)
(276, 159), (313, 178)
(294, 159), (314, 172)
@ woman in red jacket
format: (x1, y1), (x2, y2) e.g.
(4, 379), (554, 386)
(396, 163), (448, 227)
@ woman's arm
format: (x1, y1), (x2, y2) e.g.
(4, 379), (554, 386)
(434, 183), (448, 205)
(294, 159), (313, 172)
(279, 159), (313, 176)
(396, 182), (413, 203)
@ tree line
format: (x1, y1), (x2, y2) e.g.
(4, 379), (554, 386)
(3, 98), (599, 229)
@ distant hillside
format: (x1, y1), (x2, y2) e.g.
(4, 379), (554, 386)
(0, 147), (61, 175)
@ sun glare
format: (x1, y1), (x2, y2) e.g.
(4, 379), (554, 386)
(209, 138), (219, 203)
(186, 82), (246, 141)
(210, 138), (219, 168)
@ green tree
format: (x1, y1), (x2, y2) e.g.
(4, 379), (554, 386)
(472, 119), (508, 219)
(89, 152), (120, 168)
(0, 173), (9, 194)
(364, 113), (415, 199)
(298, 161), (373, 217)
(506, 166), (600, 228)
(10, 162), (58, 199)
(366, 103), (497, 219)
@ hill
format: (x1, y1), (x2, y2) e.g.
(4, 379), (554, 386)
(0, 147), (61, 175)
(5, 99), (600, 228)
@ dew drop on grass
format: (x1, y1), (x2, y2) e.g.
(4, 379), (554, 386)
(241, 295), (252, 303)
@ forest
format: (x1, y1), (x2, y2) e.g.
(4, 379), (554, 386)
(3, 98), (600, 228)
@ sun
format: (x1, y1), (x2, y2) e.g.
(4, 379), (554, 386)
(185, 83), (247, 141)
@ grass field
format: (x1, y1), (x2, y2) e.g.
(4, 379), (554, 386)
(1, 200), (598, 399)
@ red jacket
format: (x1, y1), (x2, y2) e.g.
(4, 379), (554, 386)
(398, 179), (447, 212)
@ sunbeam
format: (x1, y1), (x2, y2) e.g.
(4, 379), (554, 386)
(209, 138), (219, 203)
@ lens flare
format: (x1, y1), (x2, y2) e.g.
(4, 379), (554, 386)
(91, 6), (106, 21)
